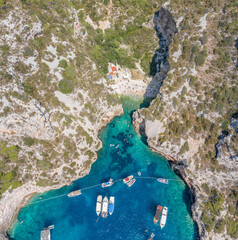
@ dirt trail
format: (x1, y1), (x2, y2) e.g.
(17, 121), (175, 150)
(99, 0), (112, 33)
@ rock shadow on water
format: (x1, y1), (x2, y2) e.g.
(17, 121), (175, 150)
(182, 186), (199, 239)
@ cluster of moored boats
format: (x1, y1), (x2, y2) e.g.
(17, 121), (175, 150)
(96, 195), (115, 218)
(153, 205), (168, 229)
(123, 175), (136, 187)
(67, 175), (169, 198)
(43, 175), (169, 239)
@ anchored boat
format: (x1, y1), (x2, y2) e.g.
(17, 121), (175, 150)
(68, 190), (81, 197)
(96, 195), (102, 216)
(123, 175), (133, 184)
(102, 196), (109, 218)
(153, 205), (163, 224)
(109, 196), (115, 215)
(101, 178), (114, 188)
(157, 178), (169, 184)
(160, 207), (168, 229)
(127, 178), (136, 187)
(148, 233), (155, 240)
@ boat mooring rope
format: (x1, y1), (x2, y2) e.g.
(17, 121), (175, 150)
(26, 177), (181, 206)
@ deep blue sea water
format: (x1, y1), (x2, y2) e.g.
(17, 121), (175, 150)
(8, 96), (198, 240)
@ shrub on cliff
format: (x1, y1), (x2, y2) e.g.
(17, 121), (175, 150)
(0, 145), (19, 162)
(23, 136), (35, 147)
(58, 59), (68, 69)
(179, 141), (189, 154)
(214, 219), (225, 234)
(227, 220), (238, 238)
(59, 79), (74, 94)
(194, 49), (207, 66)
(202, 213), (216, 232)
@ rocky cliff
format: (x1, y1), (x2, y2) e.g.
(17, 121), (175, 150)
(0, 0), (237, 239)
(133, 2), (238, 239)
(144, 7), (177, 99)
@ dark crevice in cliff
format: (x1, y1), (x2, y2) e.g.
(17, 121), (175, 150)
(132, 7), (201, 240)
(133, 7), (177, 137)
(140, 7), (177, 108)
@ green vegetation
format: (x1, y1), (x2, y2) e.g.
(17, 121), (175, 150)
(227, 220), (238, 238)
(204, 189), (224, 215)
(202, 212), (216, 232)
(23, 136), (35, 147)
(23, 84), (34, 94)
(36, 159), (52, 171)
(0, 141), (22, 195)
(59, 79), (74, 94)
(0, 143), (19, 162)
(214, 219), (225, 234)
(179, 141), (189, 154)
(63, 66), (76, 80)
(0, 0), (6, 7)
(58, 59), (68, 69)
(194, 49), (207, 66)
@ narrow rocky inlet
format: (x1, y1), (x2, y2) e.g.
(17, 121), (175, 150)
(1, 1), (237, 239)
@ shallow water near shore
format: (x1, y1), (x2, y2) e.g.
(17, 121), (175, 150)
(8, 96), (198, 240)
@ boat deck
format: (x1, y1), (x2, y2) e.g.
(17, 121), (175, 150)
(41, 229), (50, 240)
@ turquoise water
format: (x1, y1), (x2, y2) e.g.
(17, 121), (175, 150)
(8, 97), (198, 240)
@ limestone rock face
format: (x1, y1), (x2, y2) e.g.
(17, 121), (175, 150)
(99, 105), (124, 131)
(25, 22), (42, 42)
(144, 7), (177, 99)
(153, 7), (178, 44)
(0, 233), (8, 240)
(132, 110), (146, 137)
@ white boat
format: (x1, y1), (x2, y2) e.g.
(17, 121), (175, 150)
(68, 190), (81, 197)
(127, 178), (136, 187)
(160, 207), (168, 229)
(148, 233), (155, 240)
(123, 175), (133, 184)
(96, 195), (102, 216)
(109, 196), (115, 215)
(102, 196), (109, 218)
(110, 144), (114, 147)
(101, 178), (114, 188)
(157, 178), (169, 184)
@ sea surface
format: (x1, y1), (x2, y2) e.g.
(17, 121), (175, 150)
(8, 96), (198, 240)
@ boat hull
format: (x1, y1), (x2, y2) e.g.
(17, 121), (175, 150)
(102, 196), (109, 218)
(153, 205), (162, 224)
(127, 178), (136, 187)
(96, 195), (102, 216)
(160, 207), (168, 229)
(123, 175), (133, 184)
(67, 190), (81, 197)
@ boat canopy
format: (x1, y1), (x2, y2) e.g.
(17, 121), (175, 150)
(109, 204), (114, 212)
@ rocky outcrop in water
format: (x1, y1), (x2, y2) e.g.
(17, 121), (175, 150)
(99, 105), (124, 131)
